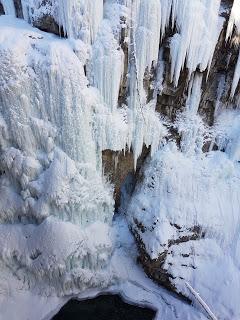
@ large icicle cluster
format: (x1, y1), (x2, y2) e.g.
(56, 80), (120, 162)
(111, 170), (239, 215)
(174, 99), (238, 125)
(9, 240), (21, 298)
(169, 0), (223, 85)
(226, 0), (240, 98)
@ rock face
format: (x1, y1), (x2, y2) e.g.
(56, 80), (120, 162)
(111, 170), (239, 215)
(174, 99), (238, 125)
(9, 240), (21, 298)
(13, 0), (23, 18)
(135, 223), (203, 301)
(102, 146), (149, 209)
(0, 2), (4, 15)
(32, 14), (65, 36)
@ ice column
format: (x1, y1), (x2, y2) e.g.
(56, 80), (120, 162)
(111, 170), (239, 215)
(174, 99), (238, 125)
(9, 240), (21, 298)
(91, 20), (124, 112)
(58, 0), (103, 41)
(1, 0), (15, 15)
(170, 0), (222, 85)
(226, 0), (240, 98)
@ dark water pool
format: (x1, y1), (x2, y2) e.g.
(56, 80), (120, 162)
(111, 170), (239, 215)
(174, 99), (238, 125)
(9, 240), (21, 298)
(52, 294), (156, 320)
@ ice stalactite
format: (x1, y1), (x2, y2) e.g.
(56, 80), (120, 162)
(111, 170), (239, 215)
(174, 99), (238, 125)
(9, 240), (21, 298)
(170, 0), (223, 85)
(91, 20), (124, 112)
(226, 0), (240, 98)
(185, 74), (203, 115)
(126, 0), (166, 167)
(226, 0), (240, 41)
(130, 0), (161, 97)
(57, 0), (103, 41)
(90, 0), (166, 168)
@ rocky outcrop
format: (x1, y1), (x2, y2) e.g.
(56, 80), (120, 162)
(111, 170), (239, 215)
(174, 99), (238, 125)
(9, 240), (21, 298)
(102, 146), (149, 209)
(133, 221), (204, 301)
(32, 15), (65, 36)
(199, 17), (239, 125)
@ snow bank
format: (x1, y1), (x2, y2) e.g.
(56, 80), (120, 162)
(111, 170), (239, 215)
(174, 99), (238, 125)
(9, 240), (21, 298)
(0, 217), (113, 295)
(127, 143), (240, 319)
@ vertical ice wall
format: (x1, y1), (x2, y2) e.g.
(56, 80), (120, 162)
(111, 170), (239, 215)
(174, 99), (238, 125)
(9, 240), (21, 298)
(0, 17), (115, 227)
(57, 0), (103, 41)
(91, 20), (124, 112)
(131, 0), (161, 98)
(21, 0), (103, 43)
(170, 0), (223, 85)
(1, 0), (15, 15)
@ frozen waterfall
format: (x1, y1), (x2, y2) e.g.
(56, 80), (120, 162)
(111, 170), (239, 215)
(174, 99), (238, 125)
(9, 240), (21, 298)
(0, 1), (239, 319)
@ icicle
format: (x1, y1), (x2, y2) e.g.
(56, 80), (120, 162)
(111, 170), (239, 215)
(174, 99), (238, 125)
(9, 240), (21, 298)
(91, 20), (124, 112)
(57, 0), (104, 41)
(226, 0), (240, 41)
(231, 50), (240, 98)
(160, 0), (172, 39)
(170, 0), (223, 85)
(226, 0), (240, 98)
(131, 0), (161, 97)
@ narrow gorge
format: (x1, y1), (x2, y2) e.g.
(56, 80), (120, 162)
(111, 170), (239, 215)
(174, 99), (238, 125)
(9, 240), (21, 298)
(0, 1), (239, 319)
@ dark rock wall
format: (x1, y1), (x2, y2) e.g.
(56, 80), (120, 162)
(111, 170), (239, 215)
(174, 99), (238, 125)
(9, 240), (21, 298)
(0, 2), (5, 15)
